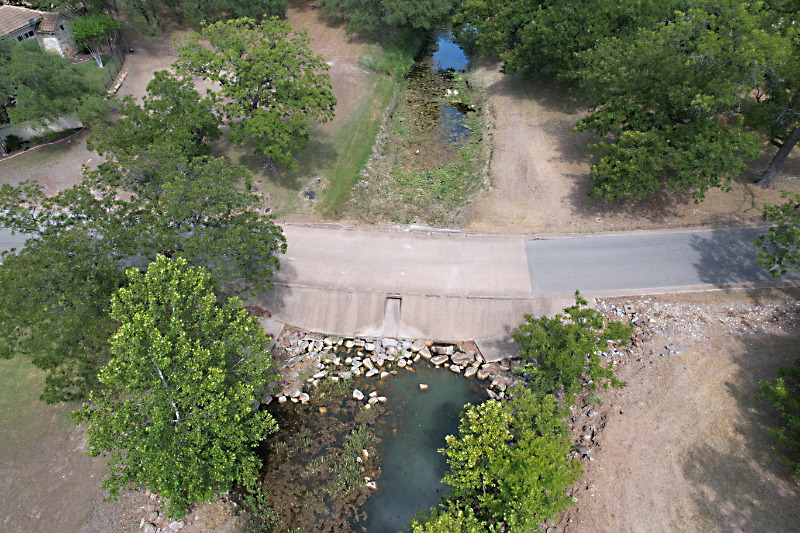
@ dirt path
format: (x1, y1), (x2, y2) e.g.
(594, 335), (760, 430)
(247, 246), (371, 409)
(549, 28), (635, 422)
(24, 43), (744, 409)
(556, 291), (800, 533)
(465, 61), (800, 235)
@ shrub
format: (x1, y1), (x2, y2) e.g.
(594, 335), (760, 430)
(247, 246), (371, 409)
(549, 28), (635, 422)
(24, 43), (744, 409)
(759, 358), (800, 477)
(513, 291), (631, 402)
(410, 505), (487, 533)
(438, 388), (582, 533)
(4, 134), (23, 152)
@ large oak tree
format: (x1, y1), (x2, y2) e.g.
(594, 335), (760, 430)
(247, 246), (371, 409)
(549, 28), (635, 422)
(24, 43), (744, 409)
(175, 17), (336, 171)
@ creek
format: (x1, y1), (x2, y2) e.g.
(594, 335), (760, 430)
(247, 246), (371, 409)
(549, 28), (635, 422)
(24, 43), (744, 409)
(355, 360), (485, 533)
(393, 29), (474, 172)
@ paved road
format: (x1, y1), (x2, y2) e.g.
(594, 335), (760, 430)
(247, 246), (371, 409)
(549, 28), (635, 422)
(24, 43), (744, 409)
(526, 227), (791, 293)
(2, 223), (796, 342)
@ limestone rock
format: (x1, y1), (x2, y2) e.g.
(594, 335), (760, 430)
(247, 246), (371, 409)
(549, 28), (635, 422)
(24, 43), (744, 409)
(363, 358), (374, 370)
(382, 338), (398, 348)
(278, 395), (287, 403)
(345, 340), (355, 349)
(430, 355), (449, 366)
(380, 371), (389, 379)
(434, 345), (454, 356)
(411, 340), (425, 352)
(323, 337), (333, 346)
(419, 346), (432, 359)
(386, 347), (398, 356)
(450, 365), (462, 373)
(353, 389), (365, 400)
(299, 393), (309, 404)
(365, 343), (376, 351)
(339, 371), (352, 379)
(365, 368), (379, 377)
(397, 359), (407, 368)
(377, 396), (387, 402)
(366, 481), (377, 489)
(313, 371), (327, 379)
(476, 367), (491, 380)
(419, 383), (428, 391)
(464, 366), (478, 378)
(451, 352), (473, 366)
(369, 391), (378, 397)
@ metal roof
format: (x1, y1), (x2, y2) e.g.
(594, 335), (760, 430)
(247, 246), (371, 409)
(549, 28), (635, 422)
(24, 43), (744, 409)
(0, 5), (42, 39)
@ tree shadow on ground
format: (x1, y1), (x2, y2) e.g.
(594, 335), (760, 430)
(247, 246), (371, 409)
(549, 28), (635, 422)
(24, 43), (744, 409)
(681, 333), (800, 533)
(687, 227), (788, 287)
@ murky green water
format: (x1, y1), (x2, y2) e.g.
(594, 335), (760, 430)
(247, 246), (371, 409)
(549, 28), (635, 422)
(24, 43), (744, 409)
(352, 361), (486, 533)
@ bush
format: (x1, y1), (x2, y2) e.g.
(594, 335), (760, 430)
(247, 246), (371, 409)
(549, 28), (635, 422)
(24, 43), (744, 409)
(513, 291), (631, 402)
(438, 388), (582, 533)
(357, 30), (425, 79)
(4, 134), (23, 152)
(410, 505), (487, 533)
(759, 358), (800, 477)
(43, 130), (60, 142)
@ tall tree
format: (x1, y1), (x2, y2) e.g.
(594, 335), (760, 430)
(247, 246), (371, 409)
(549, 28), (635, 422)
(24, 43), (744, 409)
(574, 0), (784, 201)
(175, 17), (336, 171)
(318, 0), (458, 33)
(452, 0), (675, 78)
(0, 150), (286, 402)
(754, 192), (800, 277)
(70, 13), (120, 68)
(0, 40), (105, 132)
(88, 70), (221, 163)
(73, 255), (280, 517)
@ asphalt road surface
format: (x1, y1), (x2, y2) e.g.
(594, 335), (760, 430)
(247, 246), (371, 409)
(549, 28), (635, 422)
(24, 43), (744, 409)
(526, 227), (790, 293)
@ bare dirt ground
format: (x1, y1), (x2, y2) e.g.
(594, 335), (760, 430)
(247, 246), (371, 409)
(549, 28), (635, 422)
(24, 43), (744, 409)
(554, 289), (800, 533)
(465, 58), (800, 235)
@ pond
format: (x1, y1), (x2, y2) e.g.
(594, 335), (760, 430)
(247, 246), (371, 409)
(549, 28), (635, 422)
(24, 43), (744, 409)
(354, 360), (485, 533)
(257, 352), (487, 533)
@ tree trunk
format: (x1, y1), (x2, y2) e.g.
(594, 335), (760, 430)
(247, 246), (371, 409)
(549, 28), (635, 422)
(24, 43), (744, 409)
(756, 124), (800, 188)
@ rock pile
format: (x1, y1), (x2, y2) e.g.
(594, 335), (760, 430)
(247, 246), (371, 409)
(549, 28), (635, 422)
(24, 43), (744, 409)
(272, 331), (519, 402)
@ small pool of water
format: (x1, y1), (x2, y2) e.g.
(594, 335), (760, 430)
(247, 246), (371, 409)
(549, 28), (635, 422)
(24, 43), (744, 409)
(432, 31), (469, 72)
(353, 361), (485, 533)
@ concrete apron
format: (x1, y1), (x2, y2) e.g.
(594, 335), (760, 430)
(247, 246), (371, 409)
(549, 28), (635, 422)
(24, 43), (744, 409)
(247, 285), (576, 363)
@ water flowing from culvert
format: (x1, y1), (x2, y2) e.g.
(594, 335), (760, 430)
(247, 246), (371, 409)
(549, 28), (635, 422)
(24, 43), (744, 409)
(353, 360), (485, 533)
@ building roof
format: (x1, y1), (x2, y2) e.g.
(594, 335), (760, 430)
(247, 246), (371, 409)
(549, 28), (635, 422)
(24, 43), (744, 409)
(0, 5), (42, 39)
(37, 11), (72, 33)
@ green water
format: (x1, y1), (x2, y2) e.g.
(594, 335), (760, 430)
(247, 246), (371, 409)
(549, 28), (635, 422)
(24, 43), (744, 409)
(352, 360), (486, 533)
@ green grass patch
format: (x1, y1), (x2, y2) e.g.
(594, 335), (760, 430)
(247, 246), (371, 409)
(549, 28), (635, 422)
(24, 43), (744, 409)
(73, 54), (113, 87)
(319, 75), (396, 218)
(357, 29), (425, 79)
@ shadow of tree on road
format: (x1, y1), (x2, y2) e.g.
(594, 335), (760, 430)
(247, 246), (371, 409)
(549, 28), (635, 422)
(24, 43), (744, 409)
(688, 228), (779, 286)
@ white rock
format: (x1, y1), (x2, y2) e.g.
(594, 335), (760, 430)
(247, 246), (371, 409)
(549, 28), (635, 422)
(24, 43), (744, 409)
(363, 358), (374, 370)
(323, 337), (333, 346)
(411, 340), (425, 352)
(369, 391), (378, 397)
(313, 371), (327, 379)
(364, 403), (371, 409)
(314, 340), (323, 351)
(278, 395), (287, 403)
(365, 369), (379, 377)
(386, 347), (398, 356)
(419, 383), (428, 391)
(345, 340), (355, 348)
(464, 366), (478, 378)
(382, 338), (398, 348)
(380, 372), (390, 379)
(368, 397), (379, 404)
(298, 393), (310, 404)
(397, 359), (407, 368)
(366, 481), (377, 489)
(378, 396), (387, 402)
(450, 365), (462, 373)
(365, 343), (376, 351)
(419, 347), (432, 359)
(353, 389), (365, 400)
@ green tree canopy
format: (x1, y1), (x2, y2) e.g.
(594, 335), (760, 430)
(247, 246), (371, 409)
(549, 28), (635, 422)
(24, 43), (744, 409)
(0, 150), (286, 402)
(439, 388), (581, 532)
(755, 192), (800, 277)
(452, 0), (675, 78)
(70, 13), (120, 68)
(0, 40), (105, 132)
(319, 0), (458, 33)
(88, 70), (221, 163)
(175, 17), (336, 171)
(72, 255), (280, 516)
(513, 292), (630, 402)
(758, 357), (800, 477)
(574, 0), (788, 201)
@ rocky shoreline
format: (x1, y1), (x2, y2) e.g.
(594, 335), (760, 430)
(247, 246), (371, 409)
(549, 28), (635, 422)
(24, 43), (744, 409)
(267, 328), (520, 408)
